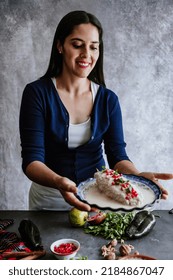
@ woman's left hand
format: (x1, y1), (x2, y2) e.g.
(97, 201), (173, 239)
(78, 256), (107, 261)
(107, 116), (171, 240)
(138, 172), (173, 199)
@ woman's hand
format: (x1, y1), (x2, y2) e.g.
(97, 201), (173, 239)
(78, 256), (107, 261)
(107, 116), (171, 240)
(26, 161), (91, 211)
(55, 177), (91, 211)
(137, 172), (173, 199)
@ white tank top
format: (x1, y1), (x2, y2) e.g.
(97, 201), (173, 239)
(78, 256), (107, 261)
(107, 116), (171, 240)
(52, 78), (99, 148)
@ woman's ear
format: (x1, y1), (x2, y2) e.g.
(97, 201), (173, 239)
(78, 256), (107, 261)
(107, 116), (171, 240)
(57, 41), (63, 54)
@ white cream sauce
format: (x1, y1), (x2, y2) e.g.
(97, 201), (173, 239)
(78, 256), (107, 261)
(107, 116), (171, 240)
(83, 181), (156, 210)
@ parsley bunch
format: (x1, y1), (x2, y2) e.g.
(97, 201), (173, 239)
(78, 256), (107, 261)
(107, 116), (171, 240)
(84, 212), (134, 240)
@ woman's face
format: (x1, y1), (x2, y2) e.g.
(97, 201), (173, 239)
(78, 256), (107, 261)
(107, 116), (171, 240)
(59, 23), (100, 79)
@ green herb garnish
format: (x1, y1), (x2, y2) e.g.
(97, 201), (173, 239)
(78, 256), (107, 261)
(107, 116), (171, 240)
(69, 255), (88, 260)
(84, 212), (134, 240)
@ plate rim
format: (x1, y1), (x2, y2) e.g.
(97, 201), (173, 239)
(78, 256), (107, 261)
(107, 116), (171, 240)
(77, 174), (162, 212)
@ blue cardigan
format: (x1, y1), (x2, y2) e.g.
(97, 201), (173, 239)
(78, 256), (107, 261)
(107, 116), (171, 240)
(19, 78), (130, 184)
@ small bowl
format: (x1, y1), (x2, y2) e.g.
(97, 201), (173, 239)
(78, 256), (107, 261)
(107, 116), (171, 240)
(50, 238), (80, 260)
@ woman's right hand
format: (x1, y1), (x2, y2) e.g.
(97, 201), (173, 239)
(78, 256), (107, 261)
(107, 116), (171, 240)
(55, 177), (91, 211)
(26, 161), (91, 211)
(55, 176), (77, 193)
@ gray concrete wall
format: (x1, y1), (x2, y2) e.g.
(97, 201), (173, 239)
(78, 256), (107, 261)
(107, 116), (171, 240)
(0, 0), (173, 210)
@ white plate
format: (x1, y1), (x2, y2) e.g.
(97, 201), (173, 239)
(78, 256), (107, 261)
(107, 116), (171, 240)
(77, 174), (161, 212)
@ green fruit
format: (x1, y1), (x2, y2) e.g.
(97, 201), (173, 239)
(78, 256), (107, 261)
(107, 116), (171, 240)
(69, 208), (88, 227)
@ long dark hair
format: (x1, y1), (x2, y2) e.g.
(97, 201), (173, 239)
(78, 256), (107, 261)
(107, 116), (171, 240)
(42, 10), (105, 86)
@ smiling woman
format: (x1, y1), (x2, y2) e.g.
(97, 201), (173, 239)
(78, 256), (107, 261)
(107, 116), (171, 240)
(19, 10), (173, 211)
(44, 10), (104, 85)
(58, 23), (100, 81)
(55, 23), (100, 125)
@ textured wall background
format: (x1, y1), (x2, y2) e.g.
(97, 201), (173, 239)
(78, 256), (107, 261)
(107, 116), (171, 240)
(0, 0), (173, 210)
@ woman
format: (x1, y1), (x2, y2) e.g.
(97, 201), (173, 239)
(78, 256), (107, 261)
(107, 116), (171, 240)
(19, 10), (172, 211)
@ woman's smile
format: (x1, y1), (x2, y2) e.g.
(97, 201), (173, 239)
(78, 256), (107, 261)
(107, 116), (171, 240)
(77, 61), (90, 68)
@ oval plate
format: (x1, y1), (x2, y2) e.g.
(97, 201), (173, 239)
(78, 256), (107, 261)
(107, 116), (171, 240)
(77, 174), (161, 212)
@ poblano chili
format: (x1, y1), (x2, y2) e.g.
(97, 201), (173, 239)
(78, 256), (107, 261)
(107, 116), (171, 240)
(125, 210), (156, 239)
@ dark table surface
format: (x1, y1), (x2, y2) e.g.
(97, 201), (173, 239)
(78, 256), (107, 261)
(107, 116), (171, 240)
(0, 210), (173, 260)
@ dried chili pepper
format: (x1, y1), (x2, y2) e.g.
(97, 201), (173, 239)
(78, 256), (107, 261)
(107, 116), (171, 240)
(18, 219), (43, 250)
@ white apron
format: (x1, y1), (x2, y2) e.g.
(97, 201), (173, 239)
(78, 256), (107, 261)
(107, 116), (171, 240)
(29, 182), (72, 211)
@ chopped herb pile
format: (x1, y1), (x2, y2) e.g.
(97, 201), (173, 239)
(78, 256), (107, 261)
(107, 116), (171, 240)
(84, 212), (134, 240)
(70, 255), (88, 260)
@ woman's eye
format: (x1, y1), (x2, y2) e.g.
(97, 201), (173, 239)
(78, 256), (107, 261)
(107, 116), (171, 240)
(72, 43), (99, 51)
(72, 44), (82, 49)
(91, 46), (98, 51)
